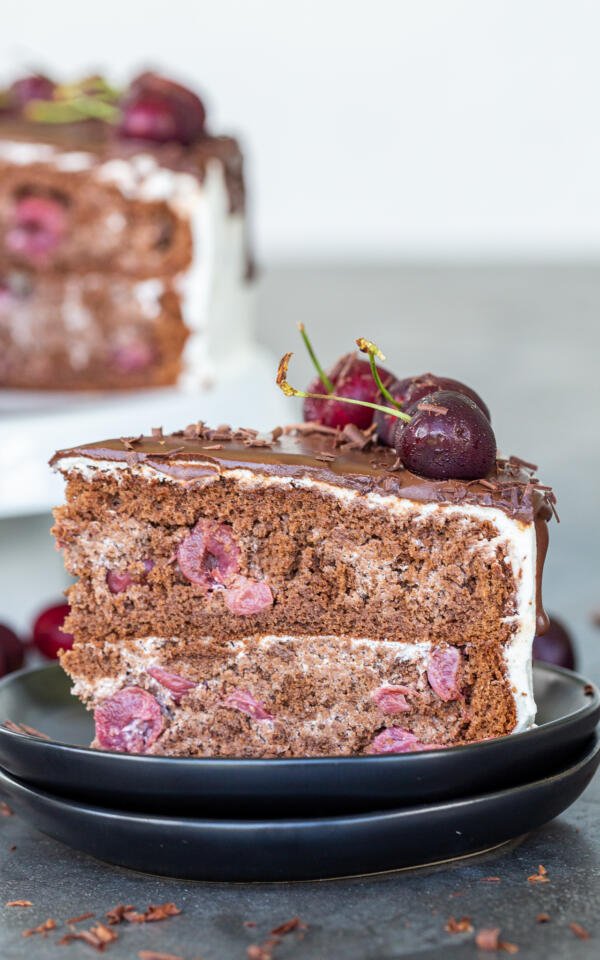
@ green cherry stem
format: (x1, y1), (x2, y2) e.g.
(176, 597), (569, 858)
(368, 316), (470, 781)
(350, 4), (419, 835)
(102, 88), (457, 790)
(356, 337), (404, 412)
(276, 352), (412, 422)
(298, 323), (335, 394)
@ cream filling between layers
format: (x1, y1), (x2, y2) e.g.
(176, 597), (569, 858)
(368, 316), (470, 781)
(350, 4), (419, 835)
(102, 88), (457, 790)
(55, 458), (537, 732)
(71, 635), (433, 705)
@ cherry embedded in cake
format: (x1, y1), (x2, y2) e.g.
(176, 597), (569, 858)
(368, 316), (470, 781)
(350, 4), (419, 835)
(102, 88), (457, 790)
(50, 408), (554, 757)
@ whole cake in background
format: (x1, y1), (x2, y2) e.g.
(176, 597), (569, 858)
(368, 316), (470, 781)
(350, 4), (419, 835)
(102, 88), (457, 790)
(0, 71), (251, 391)
(50, 333), (555, 758)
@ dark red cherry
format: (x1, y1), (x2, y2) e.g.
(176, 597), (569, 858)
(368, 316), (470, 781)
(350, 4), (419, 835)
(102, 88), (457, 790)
(119, 72), (206, 145)
(32, 603), (73, 659)
(303, 354), (393, 430)
(533, 616), (576, 671)
(6, 195), (68, 261)
(375, 374), (490, 446)
(395, 390), (497, 480)
(9, 74), (55, 111)
(111, 340), (155, 374)
(0, 623), (25, 674)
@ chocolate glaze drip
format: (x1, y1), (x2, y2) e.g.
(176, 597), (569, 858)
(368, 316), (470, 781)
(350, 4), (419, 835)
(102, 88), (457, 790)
(534, 516), (550, 636)
(51, 426), (554, 525)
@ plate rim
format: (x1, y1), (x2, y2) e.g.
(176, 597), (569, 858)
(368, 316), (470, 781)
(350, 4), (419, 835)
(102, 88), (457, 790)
(0, 733), (598, 828)
(0, 659), (598, 767)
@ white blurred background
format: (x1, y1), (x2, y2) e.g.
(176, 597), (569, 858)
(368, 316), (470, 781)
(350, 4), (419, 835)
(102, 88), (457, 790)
(3, 0), (600, 261)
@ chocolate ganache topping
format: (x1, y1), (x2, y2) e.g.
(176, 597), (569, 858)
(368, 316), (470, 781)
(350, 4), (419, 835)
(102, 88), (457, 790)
(51, 422), (556, 525)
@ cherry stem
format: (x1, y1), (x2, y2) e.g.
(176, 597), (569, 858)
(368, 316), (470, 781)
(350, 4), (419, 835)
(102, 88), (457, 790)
(298, 323), (334, 394)
(276, 352), (412, 422)
(356, 337), (404, 413)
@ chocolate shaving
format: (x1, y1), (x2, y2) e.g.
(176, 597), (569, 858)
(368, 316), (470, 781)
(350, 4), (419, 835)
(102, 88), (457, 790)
(106, 902), (181, 925)
(584, 683), (595, 696)
(0, 801), (13, 816)
(509, 454), (538, 471)
(339, 423), (375, 451)
(469, 930), (519, 955)
(243, 438), (273, 448)
(106, 904), (136, 925)
(271, 427), (283, 442)
(202, 444), (223, 450)
(183, 422), (209, 439)
(569, 922), (590, 940)
(445, 916), (473, 933)
(314, 453), (336, 462)
(22, 918), (57, 937)
(151, 427), (163, 438)
(536, 913), (551, 923)
(59, 922), (117, 950)
(270, 917), (306, 936)
(283, 422), (340, 437)
(247, 916), (307, 959)
(138, 952), (185, 960)
(6, 900), (32, 907)
(66, 912), (96, 925)
(527, 864), (549, 884)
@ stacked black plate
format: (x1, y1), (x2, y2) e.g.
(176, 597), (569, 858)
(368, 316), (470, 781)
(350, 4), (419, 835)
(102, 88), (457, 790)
(0, 662), (598, 881)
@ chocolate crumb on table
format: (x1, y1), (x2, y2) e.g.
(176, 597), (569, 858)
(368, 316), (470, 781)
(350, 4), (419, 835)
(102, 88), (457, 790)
(569, 922), (591, 940)
(0, 801), (13, 816)
(22, 918), (57, 938)
(527, 865), (550, 884)
(138, 952), (187, 960)
(59, 921), (118, 949)
(444, 916), (473, 933)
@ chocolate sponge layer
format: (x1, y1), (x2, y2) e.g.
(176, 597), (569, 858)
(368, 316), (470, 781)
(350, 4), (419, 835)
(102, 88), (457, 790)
(61, 634), (515, 756)
(54, 470), (519, 650)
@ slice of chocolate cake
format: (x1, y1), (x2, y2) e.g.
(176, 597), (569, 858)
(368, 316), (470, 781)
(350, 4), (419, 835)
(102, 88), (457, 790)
(51, 422), (552, 757)
(0, 72), (251, 391)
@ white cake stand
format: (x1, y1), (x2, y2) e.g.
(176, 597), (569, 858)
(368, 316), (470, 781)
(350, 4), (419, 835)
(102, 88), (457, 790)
(0, 343), (292, 519)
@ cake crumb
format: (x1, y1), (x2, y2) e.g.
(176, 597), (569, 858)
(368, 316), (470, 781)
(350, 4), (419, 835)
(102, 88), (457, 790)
(527, 865), (549, 884)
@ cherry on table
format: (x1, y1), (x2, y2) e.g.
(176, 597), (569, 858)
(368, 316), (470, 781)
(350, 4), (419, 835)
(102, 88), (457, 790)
(303, 355), (393, 430)
(0, 623), (25, 675)
(32, 603), (73, 659)
(394, 389), (497, 481)
(533, 616), (576, 671)
(375, 374), (490, 446)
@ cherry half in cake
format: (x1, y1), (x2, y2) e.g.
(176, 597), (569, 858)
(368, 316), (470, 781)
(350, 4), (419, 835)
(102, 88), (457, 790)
(51, 411), (553, 757)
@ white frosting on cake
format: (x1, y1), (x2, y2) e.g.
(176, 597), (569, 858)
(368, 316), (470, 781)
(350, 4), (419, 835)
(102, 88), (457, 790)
(54, 455), (538, 732)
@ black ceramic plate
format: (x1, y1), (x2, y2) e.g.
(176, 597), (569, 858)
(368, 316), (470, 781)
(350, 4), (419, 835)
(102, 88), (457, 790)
(0, 662), (598, 817)
(1, 736), (598, 881)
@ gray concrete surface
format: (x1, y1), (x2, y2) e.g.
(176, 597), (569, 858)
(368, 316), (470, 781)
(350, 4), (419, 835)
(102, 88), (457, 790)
(1, 263), (599, 957)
